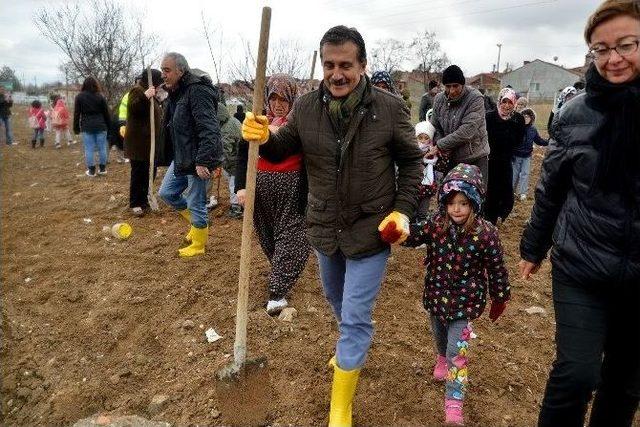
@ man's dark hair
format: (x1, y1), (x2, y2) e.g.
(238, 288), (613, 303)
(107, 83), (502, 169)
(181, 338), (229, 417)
(319, 25), (367, 64)
(573, 80), (585, 90)
(81, 76), (101, 93)
(31, 100), (41, 108)
(428, 80), (439, 90)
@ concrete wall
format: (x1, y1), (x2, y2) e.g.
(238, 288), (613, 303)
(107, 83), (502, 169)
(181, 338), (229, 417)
(500, 60), (579, 101)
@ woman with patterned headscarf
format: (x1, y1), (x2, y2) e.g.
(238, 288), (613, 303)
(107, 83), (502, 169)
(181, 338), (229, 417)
(370, 70), (398, 94)
(235, 74), (310, 315)
(547, 85), (579, 130)
(484, 87), (526, 224)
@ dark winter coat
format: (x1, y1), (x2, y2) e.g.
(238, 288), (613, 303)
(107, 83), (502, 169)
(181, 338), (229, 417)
(431, 86), (490, 165)
(123, 85), (162, 162)
(513, 124), (548, 158)
(520, 93), (640, 285)
(218, 103), (242, 174)
(259, 78), (424, 259)
(404, 165), (510, 321)
(164, 71), (222, 176)
(0, 93), (13, 117)
(418, 92), (433, 122)
(73, 91), (111, 134)
(485, 110), (525, 223)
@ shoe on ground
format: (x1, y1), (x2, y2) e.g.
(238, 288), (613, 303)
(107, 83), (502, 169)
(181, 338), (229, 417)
(519, 193), (527, 201)
(98, 165), (107, 176)
(206, 196), (219, 210)
(433, 355), (448, 381)
(266, 298), (288, 315)
(445, 399), (464, 425)
(132, 207), (144, 216)
(228, 204), (243, 218)
(85, 169), (96, 177)
(55, 143), (61, 149)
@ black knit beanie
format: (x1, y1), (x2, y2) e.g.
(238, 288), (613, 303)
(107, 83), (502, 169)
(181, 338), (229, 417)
(442, 65), (465, 85)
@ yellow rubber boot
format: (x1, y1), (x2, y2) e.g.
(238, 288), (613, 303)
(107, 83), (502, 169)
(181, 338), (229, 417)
(178, 209), (194, 242)
(178, 226), (208, 257)
(328, 356), (361, 427)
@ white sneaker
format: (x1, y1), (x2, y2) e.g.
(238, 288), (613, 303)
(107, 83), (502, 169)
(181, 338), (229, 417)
(206, 196), (219, 210)
(519, 194), (527, 201)
(266, 298), (288, 315)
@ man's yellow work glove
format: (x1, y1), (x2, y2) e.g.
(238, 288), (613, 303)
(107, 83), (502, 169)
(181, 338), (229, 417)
(377, 211), (410, 244)
(119, 126), (126, 138)
(242, 112), (269, 144)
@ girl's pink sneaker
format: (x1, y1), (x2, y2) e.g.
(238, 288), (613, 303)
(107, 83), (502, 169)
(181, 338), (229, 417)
(433, 355), (448, 381)
(445, 399), (464, 425)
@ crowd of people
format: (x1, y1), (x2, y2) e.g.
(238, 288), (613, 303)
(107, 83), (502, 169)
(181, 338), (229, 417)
(1, 0), (638, 425)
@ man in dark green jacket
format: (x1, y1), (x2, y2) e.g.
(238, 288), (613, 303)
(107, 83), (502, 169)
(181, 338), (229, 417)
(243, 25), (422, 427)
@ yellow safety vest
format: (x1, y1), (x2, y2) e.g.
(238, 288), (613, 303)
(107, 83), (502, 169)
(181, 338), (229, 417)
(118, 92), (129, 122)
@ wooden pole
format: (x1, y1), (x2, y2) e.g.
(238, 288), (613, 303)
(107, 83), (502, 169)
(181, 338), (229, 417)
(233, 6), (271, 368)
(147, 67), (159, 211)
(309, 50), (317, 81)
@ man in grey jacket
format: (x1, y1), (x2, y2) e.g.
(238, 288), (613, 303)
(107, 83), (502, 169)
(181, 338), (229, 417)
(430, 65), (490, 188)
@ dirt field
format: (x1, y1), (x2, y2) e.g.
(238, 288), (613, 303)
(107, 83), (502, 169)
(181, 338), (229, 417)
(0, 104), (634, 427)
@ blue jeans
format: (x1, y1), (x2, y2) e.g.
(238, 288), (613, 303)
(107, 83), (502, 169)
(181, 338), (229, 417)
(0, 116), (13, 144)
(82, 131), (108, 167)
(33, 128), (45, 141)
(512, 155), (531, 196)
(158, 161), (209, 228)
(316, 248), (390, 370)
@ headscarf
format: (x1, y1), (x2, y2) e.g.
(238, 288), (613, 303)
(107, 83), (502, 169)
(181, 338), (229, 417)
(497, 87), (517, 120)
(265, 73), (298, 125)
(515, 96), (529, 113)
(557, 86), (578, 109)
(370, 71), (398, 94)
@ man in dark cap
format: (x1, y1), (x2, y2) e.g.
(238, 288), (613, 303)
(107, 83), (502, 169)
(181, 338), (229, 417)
(429, 65), (490, 186)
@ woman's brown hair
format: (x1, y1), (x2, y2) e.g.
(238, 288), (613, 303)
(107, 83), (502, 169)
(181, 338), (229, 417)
(81, 76), (102, 94)
(584, 0), (640, 43)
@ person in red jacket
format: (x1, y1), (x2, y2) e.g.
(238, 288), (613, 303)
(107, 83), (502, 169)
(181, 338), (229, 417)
(51, 98), (76, 148)
(28, 100), (46, 148)
(404, 163), (511, 426)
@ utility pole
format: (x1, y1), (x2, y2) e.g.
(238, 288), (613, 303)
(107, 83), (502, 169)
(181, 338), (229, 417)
(496, 43), (503, 74)
(309, 50), (317, 81)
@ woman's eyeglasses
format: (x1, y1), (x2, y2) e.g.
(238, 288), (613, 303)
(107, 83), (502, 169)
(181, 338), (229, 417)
(589, 39), (639, 61)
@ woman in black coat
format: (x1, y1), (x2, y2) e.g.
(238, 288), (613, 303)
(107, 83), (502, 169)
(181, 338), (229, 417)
(484, 87), (525, 224)
(519, 1), (640, 426)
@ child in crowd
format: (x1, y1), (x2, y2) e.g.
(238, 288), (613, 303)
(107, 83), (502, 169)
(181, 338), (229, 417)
(28, 100), (46, 148)
(512, 108), (548, 200)
(415, 119), (450, 219)
(51, 98), (76, 148)
(404, 163), (511, 425)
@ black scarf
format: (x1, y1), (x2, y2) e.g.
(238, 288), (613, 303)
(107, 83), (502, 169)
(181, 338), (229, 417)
(585, 64), (640, 201)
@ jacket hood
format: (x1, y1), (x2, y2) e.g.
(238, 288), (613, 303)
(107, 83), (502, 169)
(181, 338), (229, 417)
(217, 102), (230, 123)
(521, 107), (536, 123)
(438, 163), (485, 212)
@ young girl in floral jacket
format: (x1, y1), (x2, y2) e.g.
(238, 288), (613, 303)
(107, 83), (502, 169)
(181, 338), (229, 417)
(404, 163), (511, 425)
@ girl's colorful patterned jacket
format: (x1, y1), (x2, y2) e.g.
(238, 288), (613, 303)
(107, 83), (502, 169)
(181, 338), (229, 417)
(404, 163), (511, 321)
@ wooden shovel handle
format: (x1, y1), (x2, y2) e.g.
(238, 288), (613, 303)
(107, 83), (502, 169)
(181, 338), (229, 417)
(234, 6), (271, 368)
(147, 67), (156, 199)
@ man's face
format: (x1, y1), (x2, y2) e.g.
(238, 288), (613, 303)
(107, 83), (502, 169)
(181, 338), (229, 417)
(444, 83), (463, 99)
(321, 41), (366, 98)
(161, 57), (184, 90)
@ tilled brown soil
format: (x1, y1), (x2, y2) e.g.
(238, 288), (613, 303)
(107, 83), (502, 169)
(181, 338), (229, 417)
(1, 105), (629, 426)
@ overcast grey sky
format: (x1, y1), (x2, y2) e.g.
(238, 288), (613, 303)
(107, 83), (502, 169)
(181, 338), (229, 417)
(0, 0), (601, 85)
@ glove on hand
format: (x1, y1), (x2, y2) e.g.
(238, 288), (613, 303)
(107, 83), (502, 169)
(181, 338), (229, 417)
(377, 211), (410, 244)
(241, 112), (270, 144)
(489, 301), (507, 322)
